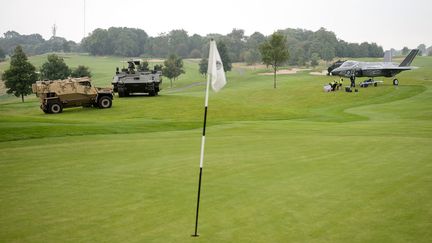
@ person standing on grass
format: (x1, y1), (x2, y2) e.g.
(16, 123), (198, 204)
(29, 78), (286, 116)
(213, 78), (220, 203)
(350, 75), (355, 88)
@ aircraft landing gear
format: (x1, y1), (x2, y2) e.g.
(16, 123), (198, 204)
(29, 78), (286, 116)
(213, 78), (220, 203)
(393, 78), (399, 86)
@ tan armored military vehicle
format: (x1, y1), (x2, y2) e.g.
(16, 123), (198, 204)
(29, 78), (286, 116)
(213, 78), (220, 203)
(32, 77), (113, 114)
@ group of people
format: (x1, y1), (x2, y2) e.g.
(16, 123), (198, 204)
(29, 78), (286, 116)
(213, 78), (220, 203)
(328, 76), (356, 91)
(329, 78), (344, 91)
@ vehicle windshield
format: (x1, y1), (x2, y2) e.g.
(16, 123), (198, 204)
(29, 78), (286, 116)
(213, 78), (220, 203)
(79, 81), (91, 87)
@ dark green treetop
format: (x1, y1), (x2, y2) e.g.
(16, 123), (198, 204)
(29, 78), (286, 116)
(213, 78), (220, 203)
(40, 54), (70, 80)
(162, 54), (185, 88)
(71, 65), (92, 78)
(3, 45), (37, 102)
(199, 58), (208, 76)
(216, 41), (232, 72)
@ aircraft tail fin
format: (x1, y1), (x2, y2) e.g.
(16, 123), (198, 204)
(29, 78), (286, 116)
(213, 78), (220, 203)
(383, 50), (392, 63)
(399, 49), (419, 67)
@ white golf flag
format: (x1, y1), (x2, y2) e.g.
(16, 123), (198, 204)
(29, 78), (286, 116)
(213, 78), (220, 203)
(207, 40), (226, 92)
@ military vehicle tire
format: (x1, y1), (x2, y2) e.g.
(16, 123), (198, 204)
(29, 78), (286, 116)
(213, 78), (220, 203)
(393, 79), (399, 86)
(118, 88), (124, 97)
(149, 90), (156, 96)
(49, 101), (63, 114)
(98, 96), (112, 109)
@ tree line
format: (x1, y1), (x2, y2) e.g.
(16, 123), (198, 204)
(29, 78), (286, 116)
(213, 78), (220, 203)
(0, 31), (80, 56)
(80, 27), (387, 65)
(3, 28), (431, 66)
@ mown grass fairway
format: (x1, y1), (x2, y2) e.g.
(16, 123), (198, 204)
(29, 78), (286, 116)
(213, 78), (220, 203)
(1, 54), (432, 242)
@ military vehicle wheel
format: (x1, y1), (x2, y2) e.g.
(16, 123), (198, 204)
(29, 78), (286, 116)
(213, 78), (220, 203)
(98, 96), (112, 109)
(49, 101), (63, 114)
(149, 90), (156, 96)
(118, 89), (124, 97)
(393, 79), (399, 86)
(40, 105), (50, 114)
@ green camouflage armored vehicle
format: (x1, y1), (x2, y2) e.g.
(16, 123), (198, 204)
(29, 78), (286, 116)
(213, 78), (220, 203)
(111, 59), (162, 97)
(32, 77), (113, 114)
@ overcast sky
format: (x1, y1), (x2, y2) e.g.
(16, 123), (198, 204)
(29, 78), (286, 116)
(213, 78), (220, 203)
(1, 0), (431, 50)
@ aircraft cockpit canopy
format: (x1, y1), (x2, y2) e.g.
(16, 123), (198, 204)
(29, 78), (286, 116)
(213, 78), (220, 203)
(340, 61), (357, 68)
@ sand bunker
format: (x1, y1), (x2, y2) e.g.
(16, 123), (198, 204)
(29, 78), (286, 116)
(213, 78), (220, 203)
(258, 68), (311, 75)
(146, 59), (165, 63)
(309, 70), (328, 76)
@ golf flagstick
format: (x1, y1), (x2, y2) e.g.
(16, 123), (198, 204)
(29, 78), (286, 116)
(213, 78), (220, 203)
(192, 68), (210, 237)
(192, 39), (226, 237)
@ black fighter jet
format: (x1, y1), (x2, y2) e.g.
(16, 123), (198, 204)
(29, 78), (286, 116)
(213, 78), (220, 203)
(330, 49), (419, 85)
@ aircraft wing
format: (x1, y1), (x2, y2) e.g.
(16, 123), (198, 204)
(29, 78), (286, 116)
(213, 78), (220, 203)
(362, 66), (417, 71)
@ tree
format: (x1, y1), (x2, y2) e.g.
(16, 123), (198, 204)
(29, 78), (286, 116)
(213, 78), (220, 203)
(154, 64), (163, 71)
(244, 32), (265, 65)
(2, 46), (37, 102)
(62, 41), (71, 52)
(109, 27), (147, 56)
(259, 32), (289, 88)
(401, 47), (409, 55)
(148, 34), (170, 57)
(224, 28), (247, 62)
(417, 44), (426, 56)
(81, 29), (109, 55)
(243, 49), (261, 65)
(0, 47), (5, 60)
(368, 43), (384, 57)
(289, 44), (306, 65)
(189, 49), (202, 58)
(310, 53), (320, 67)
(40, 54), (70, 80)
(168, 29), (190, 57)
(137, 61), (149, 72)
(71, 65), (92, 78)
(358, 42), (370, 57)
(216, 41), (232, 72)
(199, 58), (208, 76)
(321, 44), (336, 62)
(189, 34), (204, 56)
(162, 54), (185, 88)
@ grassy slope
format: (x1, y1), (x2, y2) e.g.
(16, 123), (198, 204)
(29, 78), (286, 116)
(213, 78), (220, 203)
(0, 55), (431, 242)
